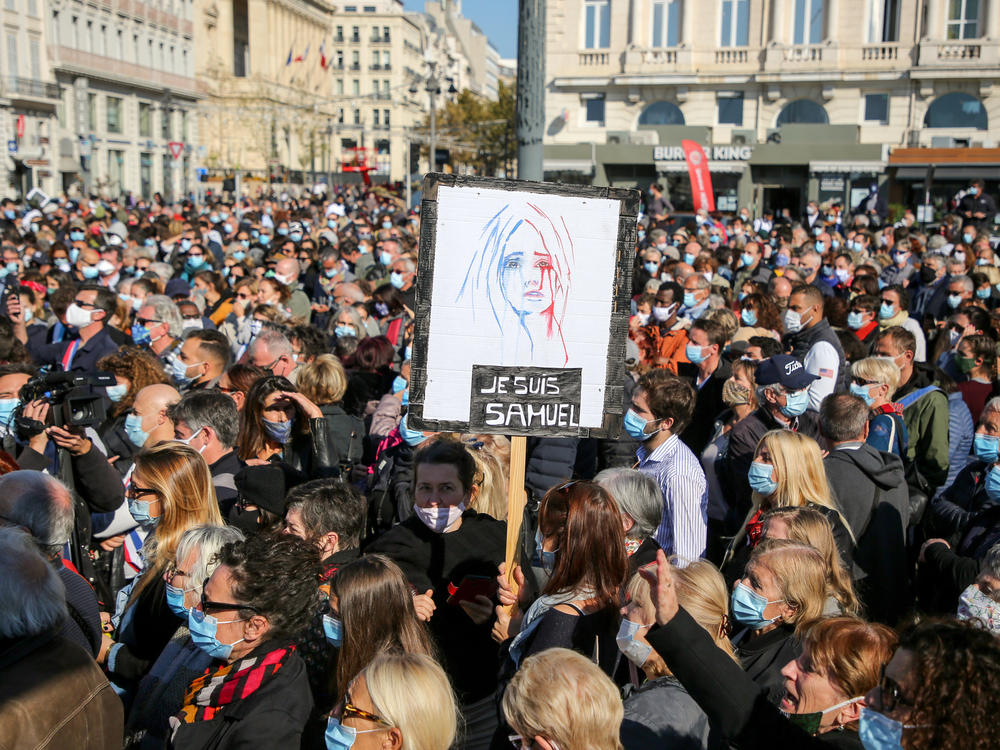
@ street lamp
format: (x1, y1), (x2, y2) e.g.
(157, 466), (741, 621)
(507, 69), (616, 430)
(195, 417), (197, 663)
(410, 60), (443, 173)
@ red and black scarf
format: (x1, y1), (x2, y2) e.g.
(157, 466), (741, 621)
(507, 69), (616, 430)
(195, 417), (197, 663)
(176, 643), (296, 724)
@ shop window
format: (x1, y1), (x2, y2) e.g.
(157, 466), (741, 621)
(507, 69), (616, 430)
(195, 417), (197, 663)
(718, 93), (744, 126)
(638, 100), (685, 125)
(947, 0), (980, 39)
(583, 0), (610, 49)
(584, 94), (605, 124)
(720, 0), (749, 46)
(923, 92), (987, 129)
(776, 99), (829, 126)
(793, 0), (824, 44)
(652, 0), (681, 47)
(863, 93), (889, 124)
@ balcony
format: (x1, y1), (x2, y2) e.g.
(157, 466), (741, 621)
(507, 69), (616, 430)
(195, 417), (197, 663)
(350, 63), (360, 71)
(334, 34), (344, 43)
(622, 46), (692, 75)
(371, 33), (389, 44)
(917, 38), (1000, 68)
(370, 63), (381, 70)
(2, 76), (60, 102)
(763, 43), (835, 72)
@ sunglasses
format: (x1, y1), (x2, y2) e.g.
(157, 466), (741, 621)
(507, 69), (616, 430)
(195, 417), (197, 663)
(197, 579), (262, 617)
(876, 664), (913, 713)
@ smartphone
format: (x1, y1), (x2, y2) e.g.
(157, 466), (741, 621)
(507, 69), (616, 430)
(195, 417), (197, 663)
(446, 575), (498, 606)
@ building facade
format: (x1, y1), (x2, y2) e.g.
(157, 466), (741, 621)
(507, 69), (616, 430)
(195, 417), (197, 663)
(544, 0), (1000, 215)
(47, 0), (200, 200)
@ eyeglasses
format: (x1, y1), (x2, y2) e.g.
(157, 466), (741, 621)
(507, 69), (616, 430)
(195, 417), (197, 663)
(876, 664), (914, 713)
(198, 580), (261, 616)
(135, 317), (161, 326)
(73, 300), (97, 308)
(338, 696), (393, 728)
(126, 485), (158, 500)
(164, 560), (192, 585)
(851, 377), (881, 388)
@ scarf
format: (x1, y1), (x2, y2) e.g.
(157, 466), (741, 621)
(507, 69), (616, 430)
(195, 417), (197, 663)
(878, 310), (908, 330)
(174, 642), (296, 724)
(509, 587), (594, 667)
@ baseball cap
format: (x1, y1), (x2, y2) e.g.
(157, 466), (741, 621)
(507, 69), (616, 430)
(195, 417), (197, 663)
(755, 354), (818, 390)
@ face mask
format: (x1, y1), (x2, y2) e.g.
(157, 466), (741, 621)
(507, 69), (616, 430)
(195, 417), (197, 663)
(533, 527), (558, 574)
(858, 707), (922, 750)
(963, 232), (975, 244)
(263, 417), (293, 444)
(878, 302), (895, 320)
(379, 251), (393, 266)
(144, 237), (157, 248)
(738, 252), (754, 268)
(412, 502), (465, 533)
(289, 232), (303, 243)
(188, 608), (244, 661)
(325, 717), (384, 750)
(65, 303), (95, 329)
(919, 265), (937, 284)
(683, 252), (697, 265)
(80, 264), (100, 279)
(170, 354), (202, 386)
(683, 291), (698, 308)
(974, 432), (1000, 464)
(957, 583), (1000, 632)
(624, 408), (659, 441)
(783, 308), (811, 334)
(128, 496), (160, 527)
(166, 582), (196, 618)
(775, 254), (790, 268)
(813, 240), (825, 253)
(846, 380), (877, 406)
(831, 239), (840, 250)
(391, 375), (407, 394)
(187, 255), (207, 270)
(748, 460), (779, 495)
(731, 581), (784, 629)
(56, 260), (71, 273)
(686, 342), (709, 364)
(131, 323), (154, 347)
(634, 312), (650, 326)
(976, 287), (991, 299)
(323, 267), (339, 279)
(390, 272), (405, 289)
(955, 354), (976, 374)
(782, 697), (864, 735)
(846, 311), (867, 330)
(96, 260), (116, 276)
(652, 303), (676, 322)
(780, 389), (809, 418)
(3, 210), (14, 220)
(616, 618), (653, 668)
(643, 261), (659, 275)
(322, 613), (343, 646)
(180, 238), (192, 251)
(398, 414), (425, 447)
(209, 215), (220, 224)
(334, 325), (356, 339)
(259, 234), (271, 246)
(106, 383), (128, 402)
(947, 294), (963, 309)
(68, 248), (80, 263)
(0, 398), (18, 429)
(22, 309), (32, 324)
(223, 223), (233, 234)
(124, 412), (150, 448)
(741, 308), (758, 327)
(985, 464), (1000, 501)
(834, 268), (850, 284)
(69, 230), (85, 242)
(276, 227), (289, 237)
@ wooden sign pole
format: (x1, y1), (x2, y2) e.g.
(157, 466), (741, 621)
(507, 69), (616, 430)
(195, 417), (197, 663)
(503, 435), (528, 605)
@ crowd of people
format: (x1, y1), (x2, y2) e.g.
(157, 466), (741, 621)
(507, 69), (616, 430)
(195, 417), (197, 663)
(0, 181), (999, 750)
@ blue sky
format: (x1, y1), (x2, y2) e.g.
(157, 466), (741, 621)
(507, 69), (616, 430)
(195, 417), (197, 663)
(403, 0), (518, 58)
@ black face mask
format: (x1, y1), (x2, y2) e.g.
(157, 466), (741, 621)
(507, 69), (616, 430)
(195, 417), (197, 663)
(227, 504), (262, 536)
(919, 265), (938, 284)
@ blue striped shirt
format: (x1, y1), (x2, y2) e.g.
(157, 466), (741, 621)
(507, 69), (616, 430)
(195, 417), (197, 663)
(637, 434), (708, 560)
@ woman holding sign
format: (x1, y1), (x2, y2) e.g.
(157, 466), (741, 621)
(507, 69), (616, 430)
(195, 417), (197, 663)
(366, 438), (506, 750)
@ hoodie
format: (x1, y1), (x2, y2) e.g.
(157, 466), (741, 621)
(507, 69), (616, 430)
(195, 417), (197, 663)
(824, 442), (910, 623)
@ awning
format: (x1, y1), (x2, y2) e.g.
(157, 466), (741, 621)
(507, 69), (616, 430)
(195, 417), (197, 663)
(894, 166), (1000, 180)
(542, 158), (594, 173)
(809, 160), (885, 174)
(655, 161), (747, 174)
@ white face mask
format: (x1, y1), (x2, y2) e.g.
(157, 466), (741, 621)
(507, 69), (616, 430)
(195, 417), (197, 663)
(65, 303), (95, 328)
(412, 502), (466, 533)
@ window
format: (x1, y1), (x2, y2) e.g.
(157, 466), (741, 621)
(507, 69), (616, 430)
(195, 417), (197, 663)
(4, 0), (15, 12)
(372, 50), (379, 68)
(793, 0), (824, 43)
(88, 93), (97, 130)
(107, 149), (124, 191)
(140, 153), (152, 200)
(638, 100), (685, 125)
(720, 0), (750, 46)
(652, 0), (681, 47)
(863, 93), (889, 124)
(139, 102), (152, 136)
(352, 79), (360, 95)
(27, 0), (36, 15)
(384, 109), (389, 127)
(338, 108), (344, 124)
(161, 108), (172, 139)
(181, 110), (188, 140)
(106, 96), (122, 133)
(382, 50), (390, 67)
(583, 0), (610, 49)
(383, 26), (390, 41)
(776, 99), (829, 125)
(947, 0), (980, 39)
(29, 36), (40, 80)
(718, 93), (744, 125)
(336, 25), (343, 41)
(336, 78), (344, 94)
(373, 109), (380, 126)
(353, 109), (361, 125)
(351, 25), (360, 42)
(866, 0), (900, 41)
(351, 50), (359, 69)
(383, 80), (390, 96)
(6, 32), (17, 78)
(583, 94), (605, 124)
(363, 5), (376, 11)
(923, 92), (987, 129)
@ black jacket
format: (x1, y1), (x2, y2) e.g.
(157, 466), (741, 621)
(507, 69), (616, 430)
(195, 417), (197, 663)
(168, 641), (313, 750)
(785, 319), (848, 395)
(647, 608), (862, 749)
(679, 359), (731, 456)
(928, 460), (992, 540)
(733, 623), (801, 706)
(525, 437), (580, 502)
(280, 418), (336, 478)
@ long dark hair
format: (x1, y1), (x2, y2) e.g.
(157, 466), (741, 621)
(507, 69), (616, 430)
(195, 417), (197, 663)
(538, 481), (629, 609)
(236, 375), (307, 461)
(331, 555), (437, 704)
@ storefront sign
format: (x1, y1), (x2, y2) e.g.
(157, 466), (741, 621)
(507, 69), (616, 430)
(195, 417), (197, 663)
(653, 145), (753, 161)
(820, 176), (845, 192)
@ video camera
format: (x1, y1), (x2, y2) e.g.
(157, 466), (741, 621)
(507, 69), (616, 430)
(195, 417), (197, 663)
(15, 369), (117, 433)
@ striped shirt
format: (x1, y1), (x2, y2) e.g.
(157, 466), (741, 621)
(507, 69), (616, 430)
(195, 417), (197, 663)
(637, 434), (708, 560)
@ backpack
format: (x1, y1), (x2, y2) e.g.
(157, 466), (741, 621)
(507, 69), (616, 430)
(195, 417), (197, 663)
(896, 385), (941, 525)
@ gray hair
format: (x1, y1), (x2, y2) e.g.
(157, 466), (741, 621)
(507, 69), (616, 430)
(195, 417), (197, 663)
(175, 524), (244, 591)
(148, 261), (176, 283)
(330, 305), (366, 338)
(982, 397), (1000, 421)
(950, 274), (974, 293)
(166, 390), (239, 448)
(0, 471), (74, 558)
(143, 294), (183, 338)
(690, 274), (711, 291)
(594, 467), (662, 540)
(248, 326), (294, 360)
(0, 527), (66, 637)
(981, 542), (1000, 581)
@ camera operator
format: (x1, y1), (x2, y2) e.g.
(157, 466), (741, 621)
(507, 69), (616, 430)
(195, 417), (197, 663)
(13, 284), (122, 373)
(0, 363), (34, 455)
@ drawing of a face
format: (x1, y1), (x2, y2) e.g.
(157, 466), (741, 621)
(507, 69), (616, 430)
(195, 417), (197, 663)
(500, 224), (557, 316)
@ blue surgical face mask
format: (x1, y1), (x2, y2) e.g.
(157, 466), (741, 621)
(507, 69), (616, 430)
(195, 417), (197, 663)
(964, 232), (975, 244)
(128, 496), (160, 527)
(328, 219), (338, 230)
(533, 527), (557, 574)
(3, 210), (14, 220)
(740, 252), (754, 267)
(188, 608), (244, 661)
(223, 223), (233, 234)
(985, 464), (1000, 501)
(683, 252), (696, 265)
(124, 412), (150, 448)
(858, 707), (921, 750)
(390, 272), (405, 289)
(741, 308), (758, 327)
(780, 389), (810, 417)
(81, 264), (100, 279)
(277, 226), (289, 236)
(69, 248), (80, 263)
(774, 254), (790, 267)
(263, 417), (293, 444)
(186, 255), (207, 271)
(379, 251), (393, 266)
(878, 302), (895, 320)
(391, 375), (407, 394)
(325, 716), (384, 750)
(748, 460), (778, 495)
(106, 383), (128, 402)
(850, 381), (876, 406)
(325, 268), (338, 279)
(166, 582), (196, 618)
(846, 311), (866, 330)
(623, 408), (659, 441)
(644, 261), (659, 275)
(686, 342), (709, 364)
(683, 291), (697, 308)
(815, 240), (825, 253)
(974, 432), (1000, 464)
(616, 618), (652, 667)
(398, 414), (426, 447)
(144, 237), (157, 247)
(259, 234), (271, 246)
(322, 614), (343, 646)
(0, 398), (18, 429)
(731, 581), (783, 629)
(334, 325), (356, 339)
(290, 232), (303, 243)
(70, 230), (85, 242)
(181, 238), (192, 251)
(976, 287), (991, 299)
(169, 354), (200, 387)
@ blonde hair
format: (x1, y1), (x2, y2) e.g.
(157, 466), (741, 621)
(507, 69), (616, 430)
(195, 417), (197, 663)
(626, 559), (736, 666)
(464, 435), (510, 521)
(363, 653), (458, 750)
(129, 442), (223, 603)
(297, 354), (348, 405)
(851, 356), (901, 394)
(703, 307), (738, 344)
(750, 538), (829, 634)
(764, 506), (860, 615)
(502, 648), (623, 750)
